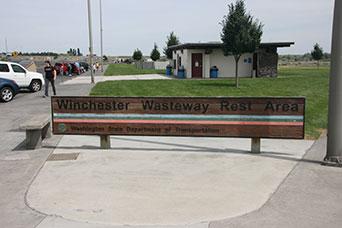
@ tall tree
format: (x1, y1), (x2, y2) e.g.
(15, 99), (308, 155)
(311, 43), (324, 69)
(150, 43), (161, 61)
(132, 49), (143, 61)
(164, 32), (180, 59)
(221, 0), (263, 88)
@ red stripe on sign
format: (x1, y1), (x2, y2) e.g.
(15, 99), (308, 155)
(54, 119), (303, 126)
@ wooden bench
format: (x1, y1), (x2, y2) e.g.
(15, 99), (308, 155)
(20, 114), (52, 150)
(51, 96), (305, 153)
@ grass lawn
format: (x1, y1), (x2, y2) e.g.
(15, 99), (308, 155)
(104, 64), (165, 76)
(91, 67), (329, 139)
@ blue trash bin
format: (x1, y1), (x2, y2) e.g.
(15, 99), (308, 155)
(177, 69), (186, 78)
(210, 67), (219, 78)
(166, 66), (172, 76)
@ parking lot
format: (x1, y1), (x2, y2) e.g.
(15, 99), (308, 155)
(0, 71), (94, 227)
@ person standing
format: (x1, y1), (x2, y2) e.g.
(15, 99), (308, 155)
(93, 63), (96, 74)
(43, 61), (57, 98)
(68, 63), (72, 76)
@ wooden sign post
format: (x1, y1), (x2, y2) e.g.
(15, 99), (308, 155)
(51, 97), (305, 152)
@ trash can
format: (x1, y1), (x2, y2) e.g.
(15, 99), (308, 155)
(177, 68), (186, 79)
(210, 66), (219, 78)
(166, 65), (173, 76)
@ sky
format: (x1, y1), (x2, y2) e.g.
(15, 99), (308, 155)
(0, 0), (335, 56)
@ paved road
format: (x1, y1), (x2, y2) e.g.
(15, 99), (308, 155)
(0, 74), (94, 228)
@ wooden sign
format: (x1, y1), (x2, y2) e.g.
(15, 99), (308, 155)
(51, 96), (305, 139)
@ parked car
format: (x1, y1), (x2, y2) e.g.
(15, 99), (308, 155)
(54, 63), (62, 75)
(79, 62), (89, 71)
(0, 61), (45, 92)
(70, 63), (80, 75)
(55, 63), (68, 76)
(0, 77), (20, 102)
(61, 63), (68, 75)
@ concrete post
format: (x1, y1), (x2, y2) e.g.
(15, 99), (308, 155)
(325, 0), (342, 166)
(100, 135), (111, 149)
(251, 138), (261, 154)
(42, 123), (52, 139)
(26, 130), (42, 150)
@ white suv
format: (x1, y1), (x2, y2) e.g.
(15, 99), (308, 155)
(0, 61), (45, 92)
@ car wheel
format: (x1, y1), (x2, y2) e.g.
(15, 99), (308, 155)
(30, 80), (42, 92)
(0, 87), (14, 102)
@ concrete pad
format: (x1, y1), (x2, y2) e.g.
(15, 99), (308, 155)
(62, 74), (170, 85)
(37, 216), (208, 228)
(27, 136), (313, 227)
(2, 153), (30, 161)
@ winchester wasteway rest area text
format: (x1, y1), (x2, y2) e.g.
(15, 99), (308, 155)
(54, 97), (302, 114)
(51, 97), (305, 139)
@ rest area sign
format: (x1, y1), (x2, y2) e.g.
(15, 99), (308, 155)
(51, 96), (305, 139)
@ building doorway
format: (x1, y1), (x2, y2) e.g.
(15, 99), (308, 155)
(192, 53), (203, 78)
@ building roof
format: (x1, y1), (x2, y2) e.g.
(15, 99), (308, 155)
(169, 42), (295, 51)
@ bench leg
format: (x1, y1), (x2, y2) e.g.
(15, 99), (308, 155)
(26, 130), (43, 150)
(100, 135), (111, 149)
(251, 138), (261, 154)
(42, 122), (52, 139)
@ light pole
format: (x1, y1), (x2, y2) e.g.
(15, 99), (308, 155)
(5, 38), (8, 54)
(87, 0), (95, 84)
(100, 0), (104, 72)
(325, 0), (342, 167)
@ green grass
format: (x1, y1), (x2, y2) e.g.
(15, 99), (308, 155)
(104, 64), (165, 76)
(91, 67), (330, 139)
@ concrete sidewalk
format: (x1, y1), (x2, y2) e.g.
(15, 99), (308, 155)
(27, 136), (313, 227)
(61, 74), (170, 85)
(59, 64), (171, 85)
(210, 135), (342, 228)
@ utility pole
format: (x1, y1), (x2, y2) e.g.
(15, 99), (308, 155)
(87, 0), (95, 84)
(5, 38), (8, 54)
(325, 0), (342, 167)
(99, 0), (104, 72)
